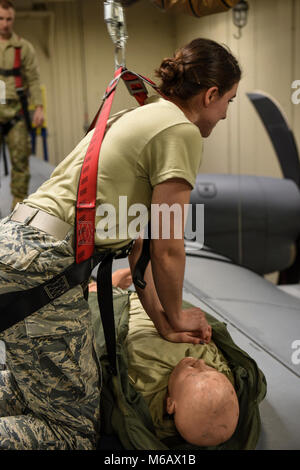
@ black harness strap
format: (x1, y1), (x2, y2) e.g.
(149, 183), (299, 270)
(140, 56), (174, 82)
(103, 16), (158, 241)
(0, 67), (21, 77)
(0, 254), (101, 334)
(0, 64), (155, 378)
(97, 252), (117, 375)
(0, 45), (32, 134)
(94, 233), (151, 375)
(96, 241), (134, 375)
(132, 237), (150, 289)
(0, 44), (31, 177)
(16, 88), (32, 133)
(132, 222), (151, 289)
(0, 115), (22, 136)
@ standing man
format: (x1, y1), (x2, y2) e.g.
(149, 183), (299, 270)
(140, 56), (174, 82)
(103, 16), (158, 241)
(0, 0), (44, 210)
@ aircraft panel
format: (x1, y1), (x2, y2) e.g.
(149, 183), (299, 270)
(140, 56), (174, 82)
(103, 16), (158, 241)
(184, 253), (300, 376)
(182, 288), (300, 450)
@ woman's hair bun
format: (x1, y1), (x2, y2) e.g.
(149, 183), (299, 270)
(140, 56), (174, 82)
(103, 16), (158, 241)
(155, 38), (241, 100)
(156, 58), (184, 86)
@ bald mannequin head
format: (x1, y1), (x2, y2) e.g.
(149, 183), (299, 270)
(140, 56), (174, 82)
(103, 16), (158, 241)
(166, 357), (239, 447)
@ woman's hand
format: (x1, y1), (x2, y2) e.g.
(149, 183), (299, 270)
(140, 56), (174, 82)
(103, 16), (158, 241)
(174, 308), (212, 340)
(157, 308), (212, 344)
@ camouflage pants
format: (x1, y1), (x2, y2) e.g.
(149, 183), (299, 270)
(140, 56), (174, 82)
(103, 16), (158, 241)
(0, 369), (77, 450)
(0, 117), (31, 201)
(0, 216), (101, 450)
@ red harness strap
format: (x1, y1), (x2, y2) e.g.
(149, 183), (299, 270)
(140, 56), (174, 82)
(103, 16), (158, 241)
(75, 67), (159, 264)
(13, 46), (23, 89)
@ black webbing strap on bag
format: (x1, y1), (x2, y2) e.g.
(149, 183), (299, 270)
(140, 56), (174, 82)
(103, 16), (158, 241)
(96, 242), (134, 376)
(0, 254), (102, 334)
(95, 234), (151, 376)
(97, 252), (117, 375)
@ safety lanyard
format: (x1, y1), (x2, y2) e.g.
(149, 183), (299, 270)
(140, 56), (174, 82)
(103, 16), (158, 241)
(75, 67), (159, 264)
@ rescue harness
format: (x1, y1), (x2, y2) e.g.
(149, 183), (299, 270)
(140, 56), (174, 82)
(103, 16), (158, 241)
(0, 44), (32, 176)
(0, 2), (153, 376)
(0, 66), (156, 375)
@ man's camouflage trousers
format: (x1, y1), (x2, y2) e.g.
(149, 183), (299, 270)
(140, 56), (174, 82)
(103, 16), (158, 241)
(0, 215), (101, 450)
(0, 111), (31, 207)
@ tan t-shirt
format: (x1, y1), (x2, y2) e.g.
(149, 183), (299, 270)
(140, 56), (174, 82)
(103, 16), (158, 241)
(126, 293), (234, 441)
(25, 95), (202, 251)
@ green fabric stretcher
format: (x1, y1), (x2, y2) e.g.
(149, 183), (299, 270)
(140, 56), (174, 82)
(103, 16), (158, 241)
(88, 289), (267, 450)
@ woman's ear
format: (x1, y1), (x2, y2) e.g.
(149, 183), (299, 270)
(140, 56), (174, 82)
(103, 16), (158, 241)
(166, 396), (176, 415)
(204, 86), (219, 107)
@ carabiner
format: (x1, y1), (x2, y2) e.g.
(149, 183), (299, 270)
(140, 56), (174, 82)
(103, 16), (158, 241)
(104, 0), (128, 69)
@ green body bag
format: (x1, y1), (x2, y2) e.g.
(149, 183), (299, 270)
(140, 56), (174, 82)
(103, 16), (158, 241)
(89, 289), (267, 450)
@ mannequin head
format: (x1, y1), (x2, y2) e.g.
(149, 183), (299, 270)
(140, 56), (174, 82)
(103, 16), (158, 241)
(166, 357), (239, 446)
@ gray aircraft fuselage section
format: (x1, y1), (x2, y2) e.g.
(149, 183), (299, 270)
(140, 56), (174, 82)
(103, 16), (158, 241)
(182, 285), (300, 450)
(247, 91), (300, 187)
(184, 249), (300, 378)
(183, 246), (300, 450)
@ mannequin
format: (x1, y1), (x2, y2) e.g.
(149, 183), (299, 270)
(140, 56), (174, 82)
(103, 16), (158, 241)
(166, 357), (239, 446)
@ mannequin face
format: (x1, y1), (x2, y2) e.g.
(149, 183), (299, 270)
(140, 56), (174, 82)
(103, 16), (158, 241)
(166, 357), (239, 447)
(0, 7), (15, 40)
(167, 357), (221, 400)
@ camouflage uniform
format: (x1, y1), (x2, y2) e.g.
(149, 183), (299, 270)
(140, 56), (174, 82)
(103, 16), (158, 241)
(0, 216), (101, 450)
(0, 33), (43, 208)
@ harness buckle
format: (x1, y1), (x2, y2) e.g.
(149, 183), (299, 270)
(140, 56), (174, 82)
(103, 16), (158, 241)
(123, 77), (148, 97)
(114, 241), (134, 259)
(102, 74), (122, 101)
(44, 275), (70, 300)
(133, 277), (146, 289)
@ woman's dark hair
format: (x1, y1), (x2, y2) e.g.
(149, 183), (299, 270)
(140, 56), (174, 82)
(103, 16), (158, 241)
(156, 38), (241, 100)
